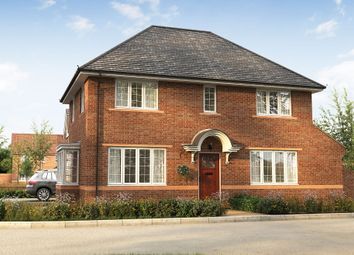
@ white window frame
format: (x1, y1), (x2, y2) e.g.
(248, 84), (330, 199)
(203, 85), (217, 113)
(115, 80), (158, 110)
(80, 88), (84, 113)
(71, 100), (75, 122)
(108, 147), (166, 186)
(250, 150), (298, 185)
(56, 149), (80, 185)
(256, 90), (291, 116)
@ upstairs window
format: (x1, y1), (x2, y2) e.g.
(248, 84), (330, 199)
(204, 85), (216, 112)
(70, 100), (75, 122)
(80, 88), (84, 113)
(256, 90), (291, 116)
(115, 80), (158, 110)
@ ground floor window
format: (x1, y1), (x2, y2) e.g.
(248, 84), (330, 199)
(250, 151), (297, 184)
(108, 148), (166, 185)
(57, 149), (79, 185)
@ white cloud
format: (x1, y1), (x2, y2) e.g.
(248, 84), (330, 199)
(111, 2), (147, 21)
(0, 63), (29, 91)
(38, 0), (56, 10)
(310, 19), (338, 38)
(110, 1), (179, 35)
(337, 48), (354, 58)
(334, 0), (345, 16)
(313, 60), (354, 117)
(67, 16), (95, 32)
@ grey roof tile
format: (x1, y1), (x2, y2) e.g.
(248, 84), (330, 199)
(80, 25), (324, 89)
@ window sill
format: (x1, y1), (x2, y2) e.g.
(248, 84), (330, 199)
(200, 112), (221, 116)
(107, 184), (167, 187)
(109, 108), (164, 113)
(252, 115), (297, 120)
(250, 183), (298, 186)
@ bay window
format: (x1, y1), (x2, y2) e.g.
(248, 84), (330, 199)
(256, 90), (291, 116)
(250, 151), (297, 184)
(56, 144), (80, 185)
(115, 80), (158, 109)
(108, 148), (166, 185)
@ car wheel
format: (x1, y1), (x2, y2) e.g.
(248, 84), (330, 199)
(37, 188), (51, 201)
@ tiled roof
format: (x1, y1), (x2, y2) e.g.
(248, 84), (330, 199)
(80, 25), (324, 89)
(11, 134), (65, 155)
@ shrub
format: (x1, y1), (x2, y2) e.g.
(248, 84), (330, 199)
(229, 193), (260, 212)
(257, 195), (290, 214)
(0, 200), (5, 220)
(0, 190), (31, 199)
(43, 201), (71, 220)
(304, 195), (322, 213)
(1, 198), (223, 221)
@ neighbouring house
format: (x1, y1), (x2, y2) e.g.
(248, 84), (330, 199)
(57, 25), (345, 201)
(11, 133), (64, 182)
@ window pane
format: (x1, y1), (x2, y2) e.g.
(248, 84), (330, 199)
(256, 91), (267, 114)
(269, 92), (278, 114)
(251, 152), (261, 183)
(65, 150), (78, 184)
(109, 149), (121, 184)
(139, 149), (150, 183)
(145, 83), (157, 109)
(80, 89), (85, 113)
(263, 152), (272, 183)
(131, 82), (142, 107)
(280, 92), (290, 115)
(204, 87), (216, 112)
(153, 150), (165, 183)
(116, 81), (129, 107)
(275, 152), (284, 183)
(124, 149), (136, 183)
(287, 152), (297, 183)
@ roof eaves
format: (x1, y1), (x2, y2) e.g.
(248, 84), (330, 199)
(79, 68), (325, 91)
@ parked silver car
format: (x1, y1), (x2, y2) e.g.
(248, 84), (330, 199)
(26, 170), (57, 201)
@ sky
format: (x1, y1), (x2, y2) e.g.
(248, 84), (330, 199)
(0, 0), (353, 142)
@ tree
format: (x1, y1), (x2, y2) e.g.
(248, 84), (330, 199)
(0, 126), (11, 173)
(10, 141), (26, 181)
(20, 157), (33, 181)
(315, 89), (354, 169)
(0, 126), (7, 148)
(23, 121), (53, 171)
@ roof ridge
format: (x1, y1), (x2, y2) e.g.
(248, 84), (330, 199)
(209, 32), (325, 89)
(150, 25), (212, 34)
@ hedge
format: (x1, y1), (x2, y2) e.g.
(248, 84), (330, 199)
(229, 193), (354, 214)
(0, 190), (31, 199)
(0, 198), (224, 221)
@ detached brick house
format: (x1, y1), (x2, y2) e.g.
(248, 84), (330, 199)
(11, 133), (64, 182)
(57, 26), (344, 200)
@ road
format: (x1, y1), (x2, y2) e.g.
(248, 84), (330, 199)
(1, 218), (354, 255)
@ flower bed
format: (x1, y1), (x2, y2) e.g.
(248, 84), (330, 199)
(229, 192), (354, 214)
(0, 196), (223, 221)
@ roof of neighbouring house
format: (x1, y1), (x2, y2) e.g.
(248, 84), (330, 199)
(61, 25), (325, 102)
(11, 134), (65, 155)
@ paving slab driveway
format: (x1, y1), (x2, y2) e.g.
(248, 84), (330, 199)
(1, 218), (354, 255)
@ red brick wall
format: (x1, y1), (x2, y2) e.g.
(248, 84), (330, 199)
(344, 169), (354, 198)
(61, 77), (345, 200)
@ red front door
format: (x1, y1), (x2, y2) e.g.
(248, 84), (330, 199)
(199, 153), (220, 199)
